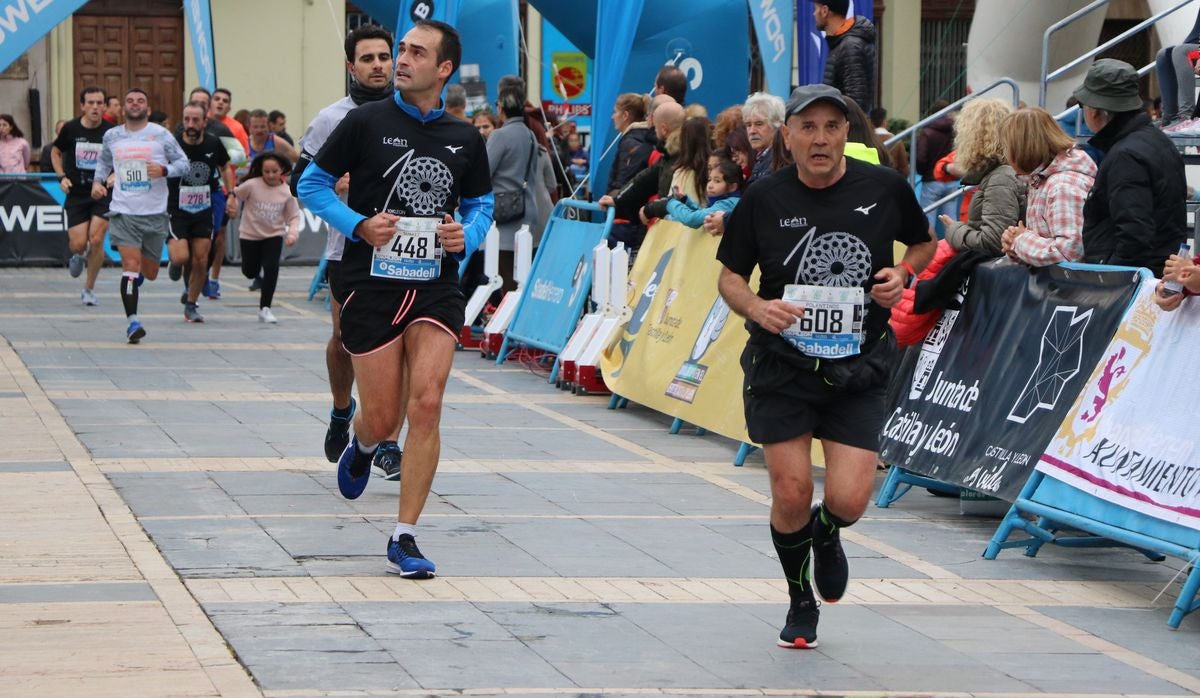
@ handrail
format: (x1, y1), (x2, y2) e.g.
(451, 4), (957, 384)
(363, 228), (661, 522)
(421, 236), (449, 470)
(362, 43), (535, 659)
(923, 185), (975, 216)
(884, 79), (1020, 190)
(1039, 0), (1110, 108)
(1040, 0), (1195, 108)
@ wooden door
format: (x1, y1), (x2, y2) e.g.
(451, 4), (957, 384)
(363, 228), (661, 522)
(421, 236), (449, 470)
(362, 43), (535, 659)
(73, 15), (184, 128)
(74, 16), (128, 109)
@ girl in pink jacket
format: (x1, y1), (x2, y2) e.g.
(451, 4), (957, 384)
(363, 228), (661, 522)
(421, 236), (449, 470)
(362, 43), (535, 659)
(234, 152), (300, 323)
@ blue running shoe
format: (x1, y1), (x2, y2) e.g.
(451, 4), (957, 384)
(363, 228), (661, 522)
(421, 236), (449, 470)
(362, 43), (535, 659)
(126, 321), (146, 344)
(324, 398), (356, 463)
(336, 436), (373, 499)
(208, 279), (221, 299)
(386, 534), (436, 578)
(134, 273), (145, 288)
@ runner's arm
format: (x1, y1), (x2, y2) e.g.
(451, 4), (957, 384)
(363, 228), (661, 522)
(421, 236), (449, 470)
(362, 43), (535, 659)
(454, 192), (495, 261)
(272, 136), (299, 164)
(296, 162), (364, 241)
(93, 137), (113, 182)
(51, 147), (64, 177)
(284, 195), (302, 243)
(718, 267), (802, 334)
(163, 136), (191, 178)
(289, 150), (314, 197)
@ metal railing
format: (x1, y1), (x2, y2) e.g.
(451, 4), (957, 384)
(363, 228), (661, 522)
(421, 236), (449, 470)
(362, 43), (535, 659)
(923, 184), (976, 216)
(1040, 0), (1195, 108)
(884, 78), (1021, 190)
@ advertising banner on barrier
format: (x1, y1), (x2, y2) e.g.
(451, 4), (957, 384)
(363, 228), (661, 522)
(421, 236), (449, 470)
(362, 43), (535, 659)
(0, 179), (69, 265)
(599, 220), (755, 444)
(503, 207), (611, 354)
(1037, 286), (1200, 530)
(879, 261), (1141, 501)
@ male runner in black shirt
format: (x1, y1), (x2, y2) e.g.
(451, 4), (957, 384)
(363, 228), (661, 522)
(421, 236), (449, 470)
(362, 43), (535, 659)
(53, 86), (113, 306)
(298, 19), (493, 578)
(717, 84), (936, 649)
(168, 101), (236, 322)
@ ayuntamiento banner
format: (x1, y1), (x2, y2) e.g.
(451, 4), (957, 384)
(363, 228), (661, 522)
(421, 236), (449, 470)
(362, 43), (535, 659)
(1037, 284), (1200, 530)
(879, 261), (1141, 501)
(599, 220), (756, 445)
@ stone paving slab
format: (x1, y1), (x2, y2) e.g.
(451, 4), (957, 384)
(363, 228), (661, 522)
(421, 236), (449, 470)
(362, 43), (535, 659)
(3, 268), (1200, 697)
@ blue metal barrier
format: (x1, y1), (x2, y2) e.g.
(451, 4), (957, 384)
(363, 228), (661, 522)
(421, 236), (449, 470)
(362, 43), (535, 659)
(498, 201), (614, 382)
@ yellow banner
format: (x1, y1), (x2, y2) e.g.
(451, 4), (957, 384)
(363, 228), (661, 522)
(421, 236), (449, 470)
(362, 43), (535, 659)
(599, 221), (757, 444)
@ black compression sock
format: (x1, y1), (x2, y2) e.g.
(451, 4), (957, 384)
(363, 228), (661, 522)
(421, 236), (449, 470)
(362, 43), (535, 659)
(771, 521), (814, 603)
(814, 502), (857, 538)
(120, 273), (140, 318)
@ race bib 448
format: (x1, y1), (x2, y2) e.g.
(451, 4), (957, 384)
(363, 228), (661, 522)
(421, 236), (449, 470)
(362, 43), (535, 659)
(370, 217), (443, 282)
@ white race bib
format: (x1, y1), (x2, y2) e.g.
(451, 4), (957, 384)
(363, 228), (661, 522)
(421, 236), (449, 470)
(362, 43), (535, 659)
(780, 284), (865, 359)
(179, 185), (211, 214)
(74, 142), (101, 171)
(370, 217), (443, 282)
(116, 159), (150, 193)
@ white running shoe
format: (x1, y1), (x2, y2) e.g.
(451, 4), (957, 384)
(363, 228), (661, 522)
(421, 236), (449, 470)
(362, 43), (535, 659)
(81, 288), (99, 306)
(258, 307), (278, 324)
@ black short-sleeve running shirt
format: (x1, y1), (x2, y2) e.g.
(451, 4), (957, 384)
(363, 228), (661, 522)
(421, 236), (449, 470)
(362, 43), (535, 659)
(717, 157), (929, 345)
(53, 118), (114, 192)
(313, 97), (492, 291)
(169, 134), (230, 218)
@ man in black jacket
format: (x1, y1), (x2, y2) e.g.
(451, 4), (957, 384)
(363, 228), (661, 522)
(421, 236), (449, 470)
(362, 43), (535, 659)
(811, 0), (876, 112)
(598, 101), (685, 251)
(1075, 59), (1186, 277)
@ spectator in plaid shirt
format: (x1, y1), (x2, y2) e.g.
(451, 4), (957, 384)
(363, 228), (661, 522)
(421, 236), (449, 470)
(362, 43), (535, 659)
(998, 108), (1096, 267)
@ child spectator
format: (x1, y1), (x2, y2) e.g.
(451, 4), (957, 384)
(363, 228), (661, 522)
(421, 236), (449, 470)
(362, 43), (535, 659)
(567, 132), (588, 183)
(234, 152), (300, 323)
(645, 158), (743, 234)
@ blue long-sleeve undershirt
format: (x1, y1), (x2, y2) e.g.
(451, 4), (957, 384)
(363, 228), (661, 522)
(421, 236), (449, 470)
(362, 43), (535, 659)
(295, 161), (494, 261)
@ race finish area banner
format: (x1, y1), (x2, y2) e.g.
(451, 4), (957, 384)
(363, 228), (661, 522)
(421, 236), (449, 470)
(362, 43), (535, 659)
(0, 0), (88, 72)
(1038, 285), (1200, 530)
(0, 177), (68, 265)
(879, 261), (1141, 501)
(599, 220), (756, 445)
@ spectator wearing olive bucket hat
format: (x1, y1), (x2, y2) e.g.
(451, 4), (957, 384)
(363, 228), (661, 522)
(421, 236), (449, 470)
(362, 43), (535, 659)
(1075, 58), (1186, 276)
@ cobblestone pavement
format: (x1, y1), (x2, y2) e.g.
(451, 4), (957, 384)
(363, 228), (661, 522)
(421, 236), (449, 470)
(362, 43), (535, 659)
(1, 267), (1197, 697)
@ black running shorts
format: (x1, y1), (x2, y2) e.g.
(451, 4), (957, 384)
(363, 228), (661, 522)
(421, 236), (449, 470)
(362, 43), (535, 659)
(169, 213), (214, 241)
(327, 261), (346, 306)
(64, 194), (110, 229)
(740, 342), (888, 450)
(338, 284), (465, 356)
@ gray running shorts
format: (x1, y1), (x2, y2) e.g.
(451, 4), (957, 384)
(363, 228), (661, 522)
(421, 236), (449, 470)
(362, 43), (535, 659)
(107, 212), (170, 260)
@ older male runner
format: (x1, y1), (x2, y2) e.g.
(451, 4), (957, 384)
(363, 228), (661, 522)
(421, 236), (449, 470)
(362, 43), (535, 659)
(717, 84), (935, 648)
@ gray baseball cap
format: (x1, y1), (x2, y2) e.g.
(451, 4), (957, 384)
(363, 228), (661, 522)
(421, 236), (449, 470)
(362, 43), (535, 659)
(785, 84), (850, 119)
(1072, 59), (1143, 113)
